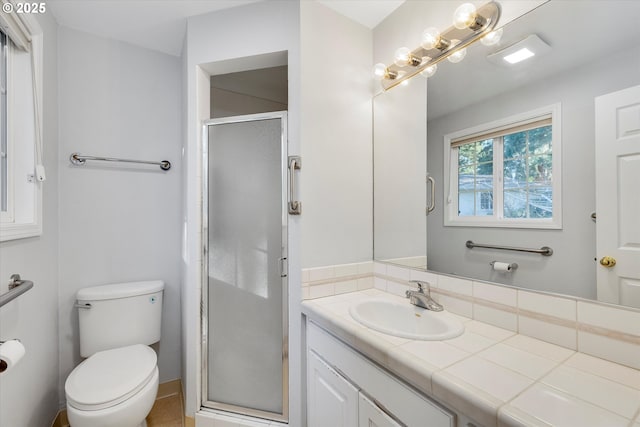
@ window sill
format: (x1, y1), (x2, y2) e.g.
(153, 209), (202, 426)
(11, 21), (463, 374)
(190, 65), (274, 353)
(444, 217), (562, 230)
(1, 222), (42, 242)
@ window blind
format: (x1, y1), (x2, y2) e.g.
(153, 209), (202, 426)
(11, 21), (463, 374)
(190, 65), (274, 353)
(0, 1), (31, 51)
(451, 116), (552, 148)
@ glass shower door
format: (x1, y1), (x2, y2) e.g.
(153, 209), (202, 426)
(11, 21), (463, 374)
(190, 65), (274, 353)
(202, 112), (288, 422)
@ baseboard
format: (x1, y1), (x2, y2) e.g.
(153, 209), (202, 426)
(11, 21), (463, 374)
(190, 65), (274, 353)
(185, 415), (196, 427)
(51, 378), (184, 427)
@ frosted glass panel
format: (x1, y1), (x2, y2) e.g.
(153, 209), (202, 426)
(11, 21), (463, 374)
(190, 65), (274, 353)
(207, 117), (284, 415)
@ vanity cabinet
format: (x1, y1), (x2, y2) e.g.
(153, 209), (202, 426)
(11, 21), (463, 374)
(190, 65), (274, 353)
(307, 349), (359, 427)
(306, 320), (455, 427)
(308, 349), (402, 427)
(359, 394), (402, 427)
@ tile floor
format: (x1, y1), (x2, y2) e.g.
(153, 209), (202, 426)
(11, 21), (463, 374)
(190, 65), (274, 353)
(147, 393), (185, 427)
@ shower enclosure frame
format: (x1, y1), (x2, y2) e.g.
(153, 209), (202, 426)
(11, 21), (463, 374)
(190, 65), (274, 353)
(201, 111), (289, 423)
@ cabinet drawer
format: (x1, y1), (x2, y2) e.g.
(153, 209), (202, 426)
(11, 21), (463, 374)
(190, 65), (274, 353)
(307, 321), (455, 427)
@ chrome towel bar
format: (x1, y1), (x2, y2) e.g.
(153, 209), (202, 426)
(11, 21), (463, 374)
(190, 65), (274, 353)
(466, 240), (553, 256)
(0, 275), (34, 308)
(70, 152), (171, 171)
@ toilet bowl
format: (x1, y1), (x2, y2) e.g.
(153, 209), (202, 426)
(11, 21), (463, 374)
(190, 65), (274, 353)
(65, 344), (159, 427)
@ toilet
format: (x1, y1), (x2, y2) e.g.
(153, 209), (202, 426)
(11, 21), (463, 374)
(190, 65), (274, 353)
(65, 281), (164, 427)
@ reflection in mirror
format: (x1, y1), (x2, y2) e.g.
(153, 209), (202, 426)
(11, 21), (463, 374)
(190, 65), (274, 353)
(373, 1), (640, 307)
(373, 77), (427, 268)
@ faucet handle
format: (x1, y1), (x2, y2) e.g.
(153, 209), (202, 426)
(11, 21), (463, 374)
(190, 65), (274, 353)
(409, 280), (430, 294)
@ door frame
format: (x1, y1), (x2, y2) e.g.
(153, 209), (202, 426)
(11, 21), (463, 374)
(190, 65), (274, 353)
(201, 111), (289, 422)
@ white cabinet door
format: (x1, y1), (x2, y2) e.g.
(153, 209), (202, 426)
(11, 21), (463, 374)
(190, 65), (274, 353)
(359, 393), (402, 427)
(307, 350), (359, 427)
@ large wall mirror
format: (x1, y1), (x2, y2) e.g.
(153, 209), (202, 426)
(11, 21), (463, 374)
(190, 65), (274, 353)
(373, 1), (640, 308)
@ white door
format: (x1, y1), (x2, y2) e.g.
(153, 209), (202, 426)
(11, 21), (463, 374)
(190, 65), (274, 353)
(595, 85), (640, 308)
(307, 350), (359, 427)
(358, 393), (402, 427)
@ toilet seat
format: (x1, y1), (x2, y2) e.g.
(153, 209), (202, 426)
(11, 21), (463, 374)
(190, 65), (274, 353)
(66, 344), (157, 411)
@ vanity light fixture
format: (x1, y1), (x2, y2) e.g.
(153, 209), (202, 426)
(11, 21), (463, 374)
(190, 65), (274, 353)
(447, 40), (467, 63)
(419, 62), (437, 78)
(373, 1), (501, 90)
(394, 46), (422, 67)
(480, 28), (503, 46)
(453, 3), (487, 30)
(372, 62), (398, 80)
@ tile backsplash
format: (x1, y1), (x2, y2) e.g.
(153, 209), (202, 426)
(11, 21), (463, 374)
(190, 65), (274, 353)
(302, 261), (374, 300)
(302, 261), (640, 371)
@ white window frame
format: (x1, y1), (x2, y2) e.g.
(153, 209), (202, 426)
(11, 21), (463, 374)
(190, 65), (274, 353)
(0, 10), (43, 241)
(443, 103), (562, 229)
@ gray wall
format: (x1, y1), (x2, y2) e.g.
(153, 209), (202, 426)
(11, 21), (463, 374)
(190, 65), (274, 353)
(210, 65), (288, 118)
(57, 27), (182, 405)
(427, 46), (640, 298)
(0, 11), (60, 427)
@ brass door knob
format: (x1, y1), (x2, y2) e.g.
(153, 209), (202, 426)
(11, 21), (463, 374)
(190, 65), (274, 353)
(599, 256), (616, 268)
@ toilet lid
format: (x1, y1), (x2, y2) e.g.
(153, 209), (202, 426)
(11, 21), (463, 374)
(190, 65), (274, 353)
(65, 344), (157, 411)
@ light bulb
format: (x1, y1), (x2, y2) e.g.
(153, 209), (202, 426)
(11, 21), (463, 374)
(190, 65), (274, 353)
(372, 63), (388, 80)
(453, 3), (477, 29)
(447, 40), (467, 63)
(394, 47), (411, 67)
(481, 28), (503, 46)
(394, 46), (421, 67)
(421, 27), (441, 50)
(420, 63), (437, 78)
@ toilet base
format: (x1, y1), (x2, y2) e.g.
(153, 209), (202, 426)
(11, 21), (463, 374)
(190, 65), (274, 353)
(67, 367), (158, 427)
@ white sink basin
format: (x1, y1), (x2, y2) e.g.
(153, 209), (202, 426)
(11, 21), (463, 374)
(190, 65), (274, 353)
(349, 299), (465, 340)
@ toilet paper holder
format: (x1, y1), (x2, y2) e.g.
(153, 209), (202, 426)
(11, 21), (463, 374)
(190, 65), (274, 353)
(490, 261), (518, 271)
(0, 338), (25, 374)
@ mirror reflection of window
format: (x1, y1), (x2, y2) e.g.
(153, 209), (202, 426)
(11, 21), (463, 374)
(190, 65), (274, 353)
(446, 104), (561, 229)
(456, 123), (553, 219)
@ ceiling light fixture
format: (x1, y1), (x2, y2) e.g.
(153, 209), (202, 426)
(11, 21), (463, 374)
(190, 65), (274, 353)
(487, 34), (551, 66)
(503, 47), (534, 64)
(372, 1), (501, 91)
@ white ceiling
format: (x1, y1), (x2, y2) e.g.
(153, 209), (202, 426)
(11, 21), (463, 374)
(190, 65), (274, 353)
(317, 0), (404, 28)
(47, 0), (263, 56)
(47, 0), (405, 57)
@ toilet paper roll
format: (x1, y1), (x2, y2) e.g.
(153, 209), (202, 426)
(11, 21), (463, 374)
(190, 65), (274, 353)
(492, 262), (512, 272)
(0, 339), (26, 373)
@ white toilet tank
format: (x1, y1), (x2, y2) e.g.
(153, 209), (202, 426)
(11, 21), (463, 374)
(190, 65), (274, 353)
(76, 280), (164, 357)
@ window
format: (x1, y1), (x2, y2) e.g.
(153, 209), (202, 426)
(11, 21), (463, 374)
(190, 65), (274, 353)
(0, 12), (44, 241)
(444, 104), (562, 229)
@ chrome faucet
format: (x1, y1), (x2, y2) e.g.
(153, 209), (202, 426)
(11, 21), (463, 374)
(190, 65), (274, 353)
(406, 280), (443, 312)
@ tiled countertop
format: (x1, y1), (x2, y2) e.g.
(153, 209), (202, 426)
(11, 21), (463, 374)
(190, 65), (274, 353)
(302, 289), (640, 427)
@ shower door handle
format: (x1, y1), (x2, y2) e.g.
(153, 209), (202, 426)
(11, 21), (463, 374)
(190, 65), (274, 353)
(427, 176), (435, 214)
(279, 257), (288, 277)
(288, 156), (302, 215)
